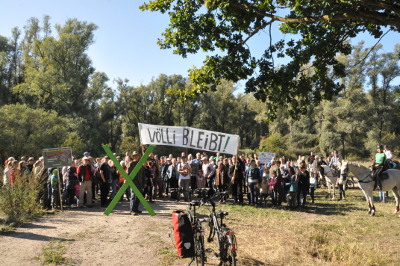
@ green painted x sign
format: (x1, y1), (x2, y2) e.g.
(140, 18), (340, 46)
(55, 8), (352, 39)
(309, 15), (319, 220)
(102, 144), (156, 216)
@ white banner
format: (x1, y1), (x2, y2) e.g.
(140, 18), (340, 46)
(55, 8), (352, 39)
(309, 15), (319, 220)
(258, 152), (276, 164)
(138, 123), (240, 155)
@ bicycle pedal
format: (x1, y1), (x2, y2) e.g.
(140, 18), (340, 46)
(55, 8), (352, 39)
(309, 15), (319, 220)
(205, 248), (214, 254)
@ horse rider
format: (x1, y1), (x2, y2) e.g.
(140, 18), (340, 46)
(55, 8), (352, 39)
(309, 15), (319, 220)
(372, 144), (387, 190)
(329, 150), (341, 176)
(384, 145), (394, 168)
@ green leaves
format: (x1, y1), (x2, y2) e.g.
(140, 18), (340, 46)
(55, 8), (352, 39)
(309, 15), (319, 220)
(0, 104), (69, 159)
(141, 0), (400, 118)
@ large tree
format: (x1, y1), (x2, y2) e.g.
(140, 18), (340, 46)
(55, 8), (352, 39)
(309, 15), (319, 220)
(141, 0), (400, 118)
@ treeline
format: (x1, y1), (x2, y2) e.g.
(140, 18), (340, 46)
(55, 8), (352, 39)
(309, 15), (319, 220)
(0, 17), (399, 161)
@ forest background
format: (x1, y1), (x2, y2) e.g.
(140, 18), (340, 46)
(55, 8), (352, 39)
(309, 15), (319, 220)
(1, 16), (399, 162)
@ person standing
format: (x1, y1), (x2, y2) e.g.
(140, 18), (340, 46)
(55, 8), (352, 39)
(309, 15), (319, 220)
(214, 162), (227, 195)
(99, 156), (111, 207)
(309, 171), (318, 204)
(246, 159), (261, 206)
(160, 157), (171, 196)
(127, 152), (147, 215)
(201, 157), (215, 190)
(177, 156), (191, 201)
(229, 156), (244, 205)
(297, 163), (310, 207)
(167, 158), (179, 188)
(77, 157), (94, 207)
(188, 154), (200, 192)
(108, 160), (120, 201)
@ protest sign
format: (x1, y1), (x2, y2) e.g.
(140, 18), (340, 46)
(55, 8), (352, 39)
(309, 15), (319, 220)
(42, 147), (73, 168)
(138, 123), (240, 155)
(258, 152), (276, 165)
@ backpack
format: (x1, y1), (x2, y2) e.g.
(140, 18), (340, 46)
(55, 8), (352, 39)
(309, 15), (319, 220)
(172, 210), (195, 258)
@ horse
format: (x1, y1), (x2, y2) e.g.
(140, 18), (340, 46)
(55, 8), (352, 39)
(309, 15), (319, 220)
(341, 161), (400, 216)
(318, 165), (341, 199)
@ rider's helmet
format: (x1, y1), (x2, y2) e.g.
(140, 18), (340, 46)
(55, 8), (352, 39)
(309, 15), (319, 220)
(384, 145), (389, 149)
(377, 144), (384, 149)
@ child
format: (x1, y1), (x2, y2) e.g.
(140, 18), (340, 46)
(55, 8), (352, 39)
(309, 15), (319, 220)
(260, 176), (269, 207)
(51, 169), (60, 209)
(309, 173), (318, 204)
(268, 170), (279, 206)
(286, 174), (299, 208)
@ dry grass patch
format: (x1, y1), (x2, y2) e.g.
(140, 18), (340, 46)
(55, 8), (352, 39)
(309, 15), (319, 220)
(163, 187), (400, 265)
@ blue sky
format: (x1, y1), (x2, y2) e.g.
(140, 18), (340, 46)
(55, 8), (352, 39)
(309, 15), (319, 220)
(1, 0), (398, 90)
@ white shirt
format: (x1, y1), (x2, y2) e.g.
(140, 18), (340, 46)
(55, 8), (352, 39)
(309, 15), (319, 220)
(385, 150), (393, 160)
(177, 162), (190, 180)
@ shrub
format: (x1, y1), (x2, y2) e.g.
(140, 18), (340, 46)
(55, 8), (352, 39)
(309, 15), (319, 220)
(0, 169), (43, 224)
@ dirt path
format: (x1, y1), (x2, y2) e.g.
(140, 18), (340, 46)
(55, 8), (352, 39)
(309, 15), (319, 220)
(1, 199), (188, 265)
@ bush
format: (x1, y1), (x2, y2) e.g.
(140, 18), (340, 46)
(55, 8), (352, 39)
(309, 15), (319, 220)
(258, 134), (288, 158)
(0, 169), (43, 224)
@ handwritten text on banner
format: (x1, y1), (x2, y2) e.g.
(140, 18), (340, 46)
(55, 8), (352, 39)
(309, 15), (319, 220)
(138, 123), (240, 155)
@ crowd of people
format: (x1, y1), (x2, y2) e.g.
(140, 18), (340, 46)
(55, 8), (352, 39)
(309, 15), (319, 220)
(1, 144), (395, 215)
(1, 149), (350, 216)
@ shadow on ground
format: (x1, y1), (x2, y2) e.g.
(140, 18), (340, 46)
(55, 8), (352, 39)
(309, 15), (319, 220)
(2, 231), (74, 242)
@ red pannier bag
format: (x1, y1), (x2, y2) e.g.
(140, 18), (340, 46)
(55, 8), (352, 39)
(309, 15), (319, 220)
(172, 210), (195, 258)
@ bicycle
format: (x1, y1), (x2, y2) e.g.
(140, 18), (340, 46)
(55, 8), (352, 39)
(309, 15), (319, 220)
(196, 188), (237, 266)
(187, 200), (207, 266)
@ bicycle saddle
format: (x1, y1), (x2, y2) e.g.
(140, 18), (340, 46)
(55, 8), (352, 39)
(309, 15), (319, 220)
(190, 200), (201, 207)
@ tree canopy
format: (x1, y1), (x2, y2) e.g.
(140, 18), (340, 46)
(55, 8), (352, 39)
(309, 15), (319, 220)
(1, 16), (399, 161)
(140, 0), (400, 118)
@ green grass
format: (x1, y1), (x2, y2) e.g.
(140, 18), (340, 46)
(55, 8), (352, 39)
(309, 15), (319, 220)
(38, 240), (71, 265)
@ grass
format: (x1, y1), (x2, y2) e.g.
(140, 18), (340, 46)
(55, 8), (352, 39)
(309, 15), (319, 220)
(162, 187), (400, 265)
(35, 240), (71, 265)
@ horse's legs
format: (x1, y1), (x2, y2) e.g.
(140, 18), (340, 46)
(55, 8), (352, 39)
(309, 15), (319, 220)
(391, 187), (400, 214)
(362, 189), (374, 215)
(369, 194), (376, 216)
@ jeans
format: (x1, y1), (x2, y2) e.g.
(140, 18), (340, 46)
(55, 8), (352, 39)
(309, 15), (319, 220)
(178, 179), (191, 201)
(130, 187), (143, 212)
(110, 178), (118, 200)
(248, 182), (259, 204)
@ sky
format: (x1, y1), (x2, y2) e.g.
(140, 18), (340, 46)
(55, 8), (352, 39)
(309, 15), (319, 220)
(1, 0), (399, 90)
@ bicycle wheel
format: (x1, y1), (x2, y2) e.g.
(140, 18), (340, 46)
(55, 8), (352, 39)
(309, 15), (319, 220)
(227, 234), (237, 266)
(220, 227), (237, 266)
(194, 234), (205, 266)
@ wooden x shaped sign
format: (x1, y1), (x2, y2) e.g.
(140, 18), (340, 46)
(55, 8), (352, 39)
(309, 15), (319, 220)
(102, 145), (156, 216)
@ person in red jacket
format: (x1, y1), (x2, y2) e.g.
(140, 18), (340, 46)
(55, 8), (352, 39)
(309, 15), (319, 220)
(77, 157), (94, 207)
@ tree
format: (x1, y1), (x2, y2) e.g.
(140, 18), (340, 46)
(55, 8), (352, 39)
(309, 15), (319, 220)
(141, 0), (400, 118)
(13, 17), (98, 116)
(0, 104), (69, 162)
